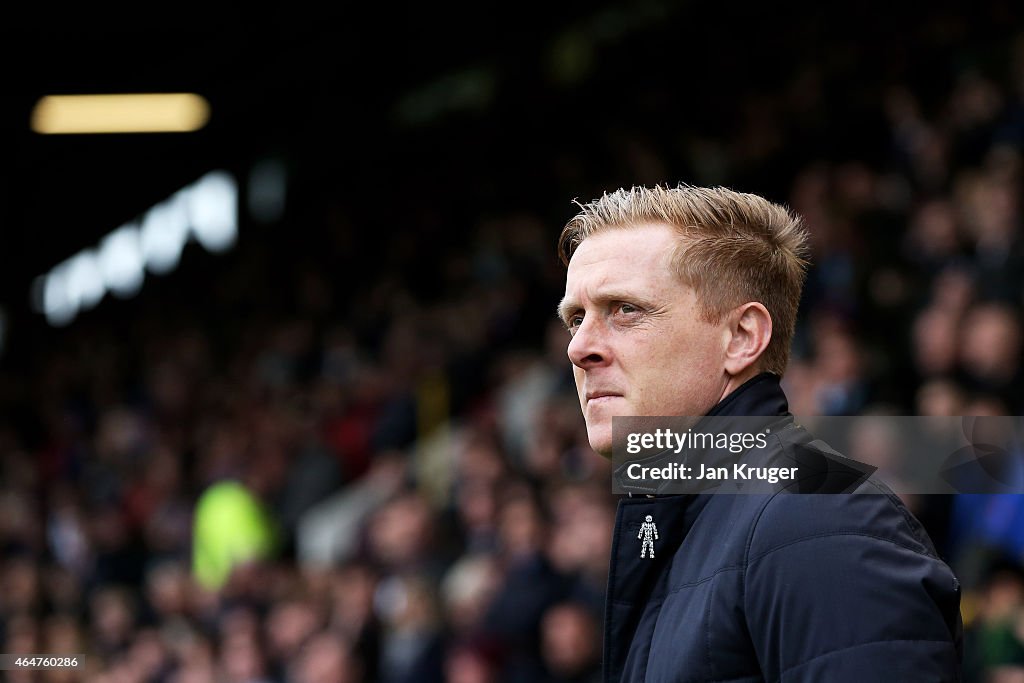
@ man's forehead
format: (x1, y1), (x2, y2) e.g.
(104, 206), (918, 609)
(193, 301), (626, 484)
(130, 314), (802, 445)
(569, 223), (679, 264)
(564, 225), (679, 293)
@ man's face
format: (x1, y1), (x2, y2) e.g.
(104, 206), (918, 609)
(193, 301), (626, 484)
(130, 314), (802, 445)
(560, 223), (731, 457)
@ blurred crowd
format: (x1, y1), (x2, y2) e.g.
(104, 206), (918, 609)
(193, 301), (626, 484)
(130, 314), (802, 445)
(5, 8), (1024, 683)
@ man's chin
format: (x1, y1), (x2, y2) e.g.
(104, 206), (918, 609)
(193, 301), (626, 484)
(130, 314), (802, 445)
(587, 430), (614, 460)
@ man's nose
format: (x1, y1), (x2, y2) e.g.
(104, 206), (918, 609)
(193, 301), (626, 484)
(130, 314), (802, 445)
(567, 316), (610, 369)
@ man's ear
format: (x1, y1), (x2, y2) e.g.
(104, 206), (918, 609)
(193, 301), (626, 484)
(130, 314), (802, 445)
(724, 302), (773, 376)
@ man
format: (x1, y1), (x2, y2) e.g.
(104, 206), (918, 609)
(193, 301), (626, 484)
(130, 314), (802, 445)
(557, 186), (963, 682)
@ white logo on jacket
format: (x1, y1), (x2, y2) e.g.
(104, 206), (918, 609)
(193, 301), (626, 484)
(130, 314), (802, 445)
(638, 515), (659, 559)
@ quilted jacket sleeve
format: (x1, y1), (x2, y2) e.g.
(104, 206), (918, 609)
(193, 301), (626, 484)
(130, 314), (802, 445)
(743, 491), (963, 682)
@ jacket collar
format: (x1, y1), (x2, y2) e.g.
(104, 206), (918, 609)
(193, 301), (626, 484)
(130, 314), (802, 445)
(705, 372), (789, 419)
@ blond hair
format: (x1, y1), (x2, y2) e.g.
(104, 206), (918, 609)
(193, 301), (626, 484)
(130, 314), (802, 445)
(558, 185), (810, 375)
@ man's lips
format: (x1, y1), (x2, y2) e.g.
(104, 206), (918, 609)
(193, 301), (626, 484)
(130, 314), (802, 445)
(586, 392), (623, 404)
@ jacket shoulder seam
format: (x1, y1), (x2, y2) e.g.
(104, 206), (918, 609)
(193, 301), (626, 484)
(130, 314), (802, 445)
(748, 529), (929, 566)
(861, 479), (942, 561)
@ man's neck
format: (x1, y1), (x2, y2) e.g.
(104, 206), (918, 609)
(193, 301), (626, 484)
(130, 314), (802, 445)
(716, 367), (764, 406)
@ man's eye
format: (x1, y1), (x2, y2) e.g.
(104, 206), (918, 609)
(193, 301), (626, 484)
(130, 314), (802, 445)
(618, 303), (639, 315)
(569, 315), (584, 328)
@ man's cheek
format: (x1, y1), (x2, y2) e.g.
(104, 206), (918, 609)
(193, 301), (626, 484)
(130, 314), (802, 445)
(573, 372), (586, 404)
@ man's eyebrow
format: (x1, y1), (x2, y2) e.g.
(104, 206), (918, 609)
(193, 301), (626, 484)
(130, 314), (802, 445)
(556, 297), (579, 325)
(557, 292), (658, 325)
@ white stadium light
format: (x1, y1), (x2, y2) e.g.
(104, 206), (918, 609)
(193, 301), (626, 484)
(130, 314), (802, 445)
(140, 194), (190, 275)
(188, 171), (238, 253)
(38, 271), (75, 327)
(32, 171), (238, 326)
(65, 251), (105, 309)
(98, 225), (145, 298)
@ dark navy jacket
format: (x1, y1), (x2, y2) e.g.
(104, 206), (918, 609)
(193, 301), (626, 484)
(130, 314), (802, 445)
(604, 374), (963, 682)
